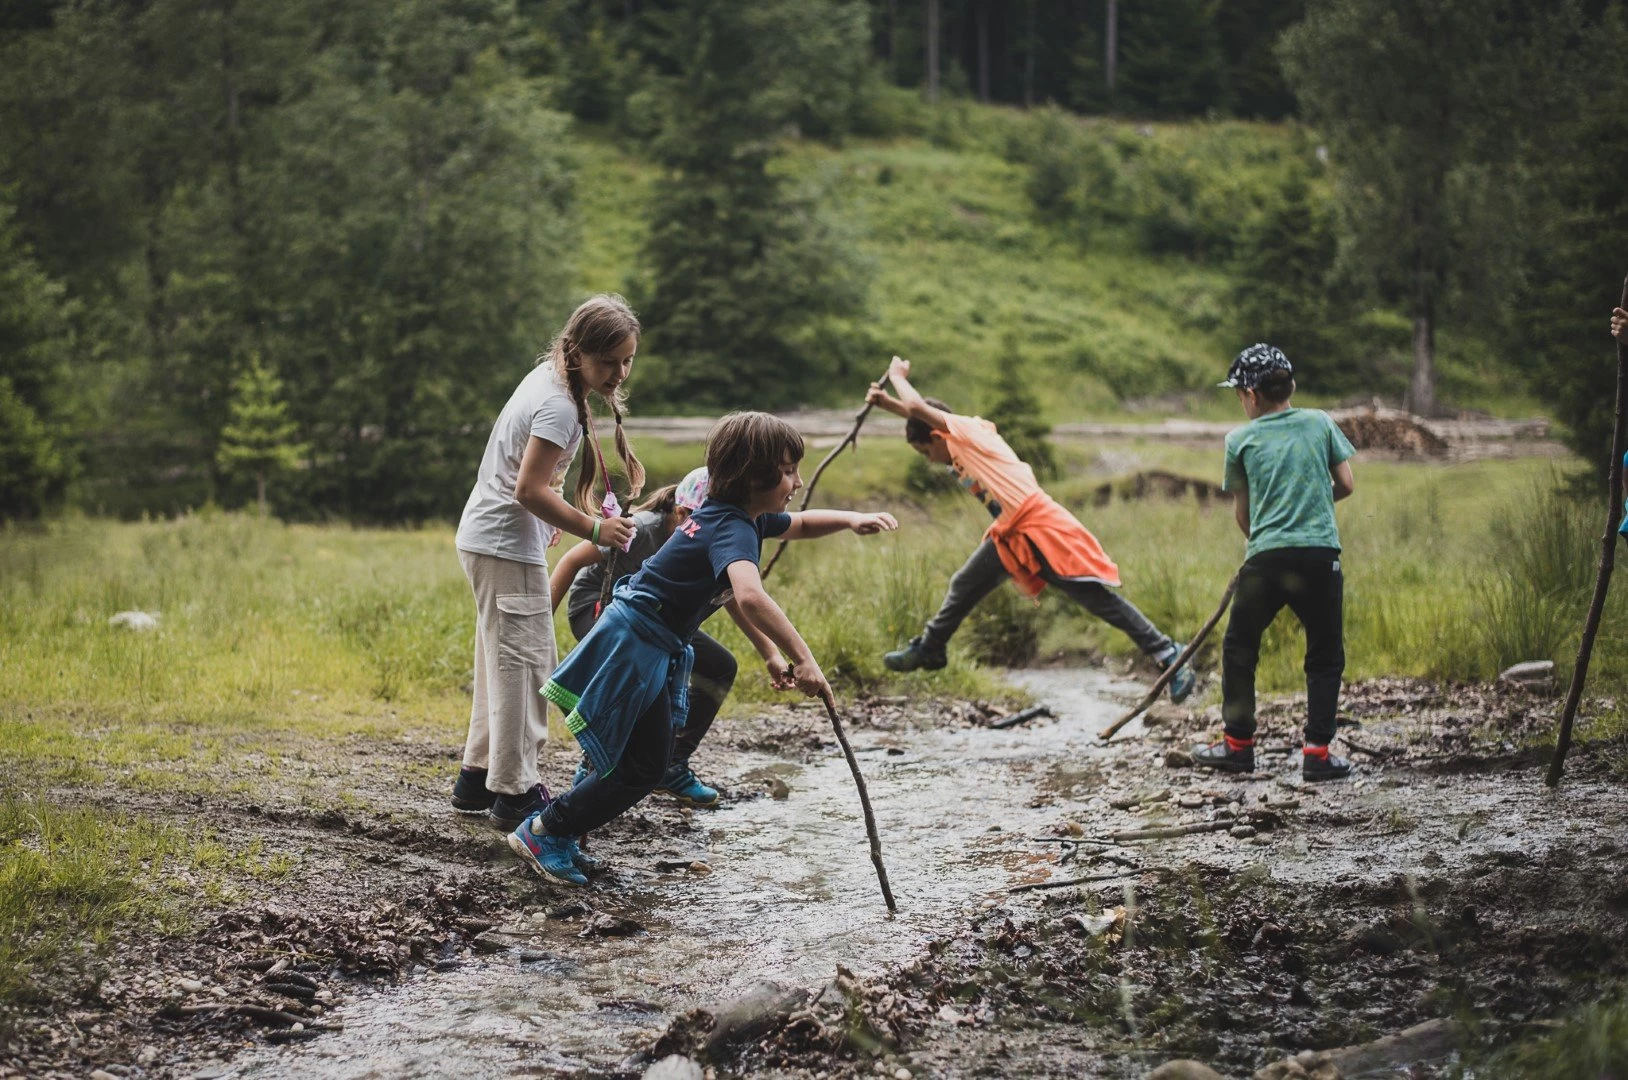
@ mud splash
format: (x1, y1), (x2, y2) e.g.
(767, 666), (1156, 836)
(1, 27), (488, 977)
(210, 672), (1145, 1078)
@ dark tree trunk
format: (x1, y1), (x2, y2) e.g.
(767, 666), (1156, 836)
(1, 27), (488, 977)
(1409, 253), (1437, 416)
(1105, 0), (1118, 94)
(1023, 0), (1036, 107)
(976, 1), (989, 102)
(926, 0), (940, 102)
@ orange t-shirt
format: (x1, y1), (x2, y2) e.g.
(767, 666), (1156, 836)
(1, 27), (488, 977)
(938, 414), (1041, 522)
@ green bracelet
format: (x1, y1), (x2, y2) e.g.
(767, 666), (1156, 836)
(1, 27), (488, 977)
(591, 520), (601, 544)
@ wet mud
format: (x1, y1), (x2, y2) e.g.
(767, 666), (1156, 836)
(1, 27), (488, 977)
(6, 669), (1625, 1079)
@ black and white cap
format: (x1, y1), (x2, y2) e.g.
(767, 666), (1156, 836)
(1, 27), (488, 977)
(1219, 343), (1292, 390)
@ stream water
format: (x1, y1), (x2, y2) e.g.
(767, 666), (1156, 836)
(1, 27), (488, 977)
(211, 668), (1133, 1079)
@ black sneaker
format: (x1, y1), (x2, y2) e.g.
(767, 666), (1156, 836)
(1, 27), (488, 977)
(883, 635), (948, 672)
(1302, 751), (1352, 782)
(490, 783), (550, 830)
(451, 767), (495, 814)
(1191, 739), (1256, 774)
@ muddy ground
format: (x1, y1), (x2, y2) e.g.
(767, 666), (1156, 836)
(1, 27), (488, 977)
(4, 666), (1625, 1080)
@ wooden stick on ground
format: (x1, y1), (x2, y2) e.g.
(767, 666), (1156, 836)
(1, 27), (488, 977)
(760, 366), (894, 580)
(1098, 571), (1239, 742)
(819, 688), (898, 912)
(1008, 869), (1139, 894)
(1547, 274), (1628, 787)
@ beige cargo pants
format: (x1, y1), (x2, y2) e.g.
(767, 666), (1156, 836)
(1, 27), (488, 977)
(458, 550), (555, 796)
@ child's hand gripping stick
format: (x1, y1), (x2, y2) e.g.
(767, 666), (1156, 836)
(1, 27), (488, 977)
(599, 490), (635, 552)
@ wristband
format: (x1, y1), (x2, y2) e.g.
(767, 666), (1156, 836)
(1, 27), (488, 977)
(591, 520), (601, 544)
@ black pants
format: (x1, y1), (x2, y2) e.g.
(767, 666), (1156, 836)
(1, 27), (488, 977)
(541, 689), (673, 837)
(570, 610), (737, 765)
(1221, 547), (1344, 746)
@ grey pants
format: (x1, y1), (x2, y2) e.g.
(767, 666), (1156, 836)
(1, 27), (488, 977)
(923, 538), (1173, 657)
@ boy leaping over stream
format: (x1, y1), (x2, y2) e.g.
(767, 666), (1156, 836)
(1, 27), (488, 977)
(866, 356), (1196, 702)
(510, 412), (898, 885)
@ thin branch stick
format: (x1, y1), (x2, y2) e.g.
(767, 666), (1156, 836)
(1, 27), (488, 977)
(1009, 869), (1139, 894)
(820, 688), (898, 912)
(1097, 819), (1241, 842)
(988, 704), (1053, 729)
(1098, 572), (1239, 741)
(760, 367), (893, 579)
(1547, 274), (1628, 787)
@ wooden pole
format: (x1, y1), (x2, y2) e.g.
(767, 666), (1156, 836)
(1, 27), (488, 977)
(820, 688), (898, 913)
(1546, 275), (1628, 787)
(1098, 572), (1239, 742)
(760, 366), (893, 579)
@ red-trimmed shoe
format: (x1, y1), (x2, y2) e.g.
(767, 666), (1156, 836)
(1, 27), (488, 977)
(1191, 736), (1256, 774)
(1302, 744), (1352, 781)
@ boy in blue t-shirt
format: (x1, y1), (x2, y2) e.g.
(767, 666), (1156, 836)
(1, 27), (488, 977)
(509, 412), (898, 885)
(1193, 344), (1358, 782)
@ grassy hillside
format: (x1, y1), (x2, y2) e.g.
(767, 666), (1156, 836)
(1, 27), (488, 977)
(573, 105), (1544, 422)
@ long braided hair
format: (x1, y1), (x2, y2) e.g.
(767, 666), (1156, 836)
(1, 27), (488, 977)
(544, 294), (647, 513)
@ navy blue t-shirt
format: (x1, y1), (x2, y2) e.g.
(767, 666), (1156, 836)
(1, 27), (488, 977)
(625, 500), (792, 638)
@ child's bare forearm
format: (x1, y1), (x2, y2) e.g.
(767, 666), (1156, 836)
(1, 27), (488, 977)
(738, 591), (814, 665)
(725, 598), (782, 661)
(1232, 492), (1251, 538)
(789, 510), (860, 539)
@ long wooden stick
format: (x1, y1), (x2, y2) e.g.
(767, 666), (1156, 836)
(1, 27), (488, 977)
(1547, 275), (1628, 787)
(1098, 571), (1239, 741)
(760, 366), (893, 579)
(819, 688), (898, 912)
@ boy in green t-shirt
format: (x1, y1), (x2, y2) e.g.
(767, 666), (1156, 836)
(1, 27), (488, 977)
(1193, 344), (1357, 782)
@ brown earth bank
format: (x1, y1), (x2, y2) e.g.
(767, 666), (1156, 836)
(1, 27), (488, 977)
(3, 672), (1625, 1079)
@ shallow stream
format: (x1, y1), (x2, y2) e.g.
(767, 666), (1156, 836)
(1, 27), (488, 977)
(214, 669), (1131, 1078)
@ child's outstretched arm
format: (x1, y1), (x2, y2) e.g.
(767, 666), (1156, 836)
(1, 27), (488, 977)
(724, 598), (795, 691)
(548, 540), (605, 614)
(1331, 461), (1355, 502)
(725, 560), (830, 698)
(865, 356), (950, 433)
(783, 509), (899, 540)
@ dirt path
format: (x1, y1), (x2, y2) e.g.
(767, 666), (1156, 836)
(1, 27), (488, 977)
(8, 670), (1624, 1079)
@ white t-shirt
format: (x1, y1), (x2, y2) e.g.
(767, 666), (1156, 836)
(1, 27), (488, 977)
(455, 362), (583, 565)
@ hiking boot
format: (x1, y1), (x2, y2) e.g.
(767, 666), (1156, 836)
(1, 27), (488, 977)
(1302, 748), (1353, 782)
(659, 762), (720, 808)
(1191, 737), (1256, 774)
(450, 766), (495, 814)
(883, 635), (947, 673)
(490, 783), (550, 831)
(507, 814), (588, 886)
(1160, 644), (1197, 705)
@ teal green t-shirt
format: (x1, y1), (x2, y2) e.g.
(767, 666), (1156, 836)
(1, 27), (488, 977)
(1223, 408), (1356, 559)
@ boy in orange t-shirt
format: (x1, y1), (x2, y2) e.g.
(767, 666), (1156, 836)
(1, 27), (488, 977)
(866, 357), (1195, 702)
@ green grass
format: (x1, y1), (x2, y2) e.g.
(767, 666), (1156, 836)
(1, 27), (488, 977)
(573, 102), (1548, 422)
(0, 793), (290, 1030)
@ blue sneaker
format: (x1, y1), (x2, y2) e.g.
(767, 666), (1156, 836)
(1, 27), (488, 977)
(570, 839), (606, 875)
(572, 759), (592, 789)
(507, 813), (588, 886)
(1161, 644), (1197, 705)
(658, 762), (720, 808)
(883, 635), (947, 673)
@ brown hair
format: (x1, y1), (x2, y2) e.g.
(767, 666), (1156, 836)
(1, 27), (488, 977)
(1256, 372), (1296, 404)
(633, 483), (679, 515)
(905, 397), (952, 444)
(544, 293), (646, 513)
(706, 412), (806, 506)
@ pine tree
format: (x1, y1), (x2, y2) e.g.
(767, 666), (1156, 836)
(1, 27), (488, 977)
(638, 0), (873, 409)
(1229, 172), (1353, 387)
(216, 358), (307, 516)
(1116, 0), (1227, 117)
(985, 342), (1058, 481)
(0, 196), (75, 520)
